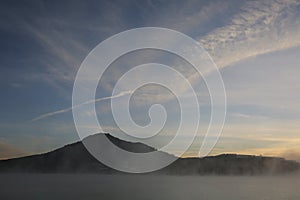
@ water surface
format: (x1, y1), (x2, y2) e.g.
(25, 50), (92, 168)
(0, 174), (299, 200)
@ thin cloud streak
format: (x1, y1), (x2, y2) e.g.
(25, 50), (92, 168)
(30, 90), (133, 122)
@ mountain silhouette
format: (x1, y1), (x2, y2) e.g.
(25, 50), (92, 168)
(0, 133), (299, 175)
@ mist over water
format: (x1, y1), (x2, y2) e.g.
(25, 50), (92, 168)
(1, 174), (299, 200)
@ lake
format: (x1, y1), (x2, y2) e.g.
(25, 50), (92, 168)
(0, 174), (299, 200)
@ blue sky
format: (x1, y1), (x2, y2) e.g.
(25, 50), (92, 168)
(0, 0), (300, 160)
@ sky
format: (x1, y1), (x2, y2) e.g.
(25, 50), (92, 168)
(0, 0), (300, 161)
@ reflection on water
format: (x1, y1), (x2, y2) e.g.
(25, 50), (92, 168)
(0, 174), (300, 200)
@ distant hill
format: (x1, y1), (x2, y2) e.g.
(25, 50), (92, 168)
(0, 134), (299, 175)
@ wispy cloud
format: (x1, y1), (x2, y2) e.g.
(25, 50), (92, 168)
(198, 0), (300, 68)
(5, 0), (300, 89)
(30, 90), (133, 122)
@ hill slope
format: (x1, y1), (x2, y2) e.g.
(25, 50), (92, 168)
(0, 134), (299, 175)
